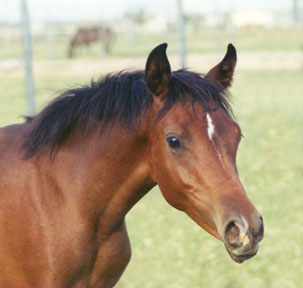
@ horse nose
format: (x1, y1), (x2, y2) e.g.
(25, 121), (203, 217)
(224, 214), (264, 247)
(223, 213), (264, 262)
(224, 218), (249, 248)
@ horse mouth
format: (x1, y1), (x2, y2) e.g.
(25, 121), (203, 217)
(225, 246), (258, 264)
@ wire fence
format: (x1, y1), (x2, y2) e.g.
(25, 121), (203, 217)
(1, 0), (302, 64)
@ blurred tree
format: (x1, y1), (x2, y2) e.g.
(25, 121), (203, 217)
(125, 9), (151, 26)
(184, 14), (206, 32)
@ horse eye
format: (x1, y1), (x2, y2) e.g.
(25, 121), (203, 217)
(166, 136), (181, 149)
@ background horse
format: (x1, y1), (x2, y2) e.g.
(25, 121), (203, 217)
(68, 26), (114, 58)
(0, 43), (263, 287)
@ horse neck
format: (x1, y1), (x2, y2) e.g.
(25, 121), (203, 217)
(48, 123), (156, 232)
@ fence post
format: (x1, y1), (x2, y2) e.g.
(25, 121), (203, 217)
(176, 0), (186, 68)
(20, 0), (36, 115)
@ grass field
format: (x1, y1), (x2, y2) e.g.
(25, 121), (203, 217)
(0, 28), (302, 61)
(0, 29), (302, 287)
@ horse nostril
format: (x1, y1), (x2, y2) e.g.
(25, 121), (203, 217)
(224, 221), (242, 248)
(256, 215), (264, 242)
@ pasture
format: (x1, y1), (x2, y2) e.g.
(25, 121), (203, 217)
(0, 29), (302, 287)
(0, 28), (301, 61)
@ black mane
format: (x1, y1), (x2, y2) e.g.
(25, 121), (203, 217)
(21, 69), (232, 158)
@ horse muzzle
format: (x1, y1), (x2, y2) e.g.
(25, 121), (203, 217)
(222, 214), (264, 263)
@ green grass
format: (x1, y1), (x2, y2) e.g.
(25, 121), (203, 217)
(0, 28), (302, 61)
(0, 63), (302, 286)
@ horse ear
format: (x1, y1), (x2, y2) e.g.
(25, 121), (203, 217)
(206, 43), (237, 89)
(145, 43), (171, 97)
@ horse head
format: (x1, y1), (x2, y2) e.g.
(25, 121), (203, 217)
(145, 43), (264, 263)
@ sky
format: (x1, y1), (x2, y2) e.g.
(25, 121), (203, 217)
(0, 0), (295, 24)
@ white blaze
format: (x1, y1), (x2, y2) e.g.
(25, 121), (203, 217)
(206, 113), (215, 140)
(206, 112), (225, 169)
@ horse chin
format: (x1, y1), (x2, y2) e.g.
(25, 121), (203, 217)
(225, 244), (258, 264)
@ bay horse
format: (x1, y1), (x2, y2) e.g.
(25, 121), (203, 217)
(0, 43), (263, 287)
(68, 26), (114, 58)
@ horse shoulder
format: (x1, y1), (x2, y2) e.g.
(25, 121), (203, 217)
(0, 123), (101, 285)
